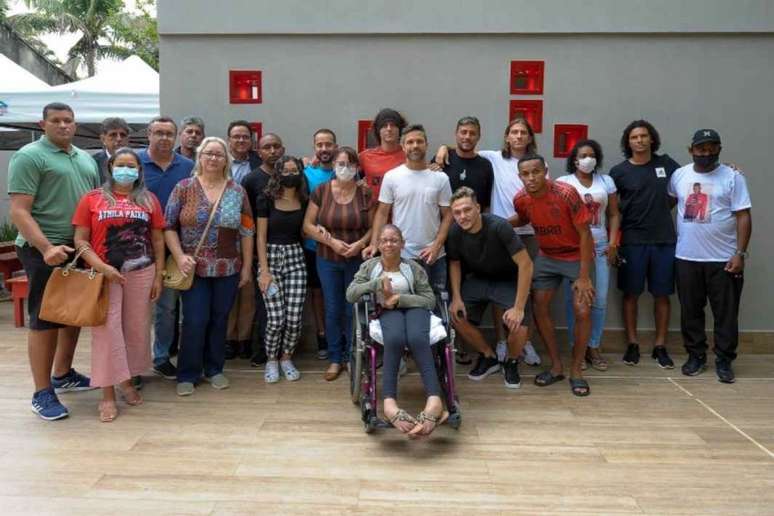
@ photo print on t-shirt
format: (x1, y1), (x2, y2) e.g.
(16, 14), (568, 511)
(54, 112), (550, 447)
(683, 182), (711, 223)
(582, 193), (602, 227)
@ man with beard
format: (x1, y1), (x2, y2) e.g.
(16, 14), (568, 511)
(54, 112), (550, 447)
(365, 124), (453, 292)
(242, 133), (285, 366)
(140, 116), (194, 381)
(303, 129), (338, 359)
(174, 116), (205, 161)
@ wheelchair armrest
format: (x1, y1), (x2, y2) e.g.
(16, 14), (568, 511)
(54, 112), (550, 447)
(436, 290), (451, 326)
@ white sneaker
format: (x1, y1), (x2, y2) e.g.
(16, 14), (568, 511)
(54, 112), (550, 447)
(265, 360), (280, 383)
(495, 340), (507, 363)
(521, 341), (541, 366)
(280, 359), (301, 381)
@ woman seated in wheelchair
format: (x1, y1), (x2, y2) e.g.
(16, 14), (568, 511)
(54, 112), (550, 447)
(346, 224), (448, 437)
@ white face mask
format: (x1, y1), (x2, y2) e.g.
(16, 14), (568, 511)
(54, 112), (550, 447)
(577, 156), (597, 174)
(334, 165), (357, 181)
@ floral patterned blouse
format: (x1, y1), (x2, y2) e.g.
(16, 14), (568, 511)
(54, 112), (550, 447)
(164, 177), (254, 277)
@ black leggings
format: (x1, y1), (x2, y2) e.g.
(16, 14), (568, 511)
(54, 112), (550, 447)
(380, 308), (441, 400)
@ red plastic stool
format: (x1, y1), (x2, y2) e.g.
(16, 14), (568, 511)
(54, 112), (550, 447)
(7, 275), (29, 328)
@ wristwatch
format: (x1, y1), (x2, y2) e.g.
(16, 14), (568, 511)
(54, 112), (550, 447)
(735, 250), (749, 259)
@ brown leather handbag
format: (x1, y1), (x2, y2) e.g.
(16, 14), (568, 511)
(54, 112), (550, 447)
(39, 246), (109, 327)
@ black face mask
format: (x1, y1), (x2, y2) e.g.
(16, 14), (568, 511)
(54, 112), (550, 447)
(279, 174), (301, 188)
(693, 153), (720, 169)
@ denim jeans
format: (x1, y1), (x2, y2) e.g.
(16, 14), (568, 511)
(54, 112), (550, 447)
(177, 274), (240, 383)
(564, 240), (610, 348)
(153, 286), (181, 366)
(316, 255), (361, 364)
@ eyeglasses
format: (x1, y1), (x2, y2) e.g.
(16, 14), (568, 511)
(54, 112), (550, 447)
(201, 151), (226, 160)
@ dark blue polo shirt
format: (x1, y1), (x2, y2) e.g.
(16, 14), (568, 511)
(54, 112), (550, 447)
(139, 150), (194, 210)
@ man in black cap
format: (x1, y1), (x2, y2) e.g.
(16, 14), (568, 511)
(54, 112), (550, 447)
(667, 129), (752, 383)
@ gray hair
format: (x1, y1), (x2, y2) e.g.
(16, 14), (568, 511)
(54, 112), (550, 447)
(179, 116), (205, 132)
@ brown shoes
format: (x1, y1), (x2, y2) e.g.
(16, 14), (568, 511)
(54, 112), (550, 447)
(324, 363), (343, 381)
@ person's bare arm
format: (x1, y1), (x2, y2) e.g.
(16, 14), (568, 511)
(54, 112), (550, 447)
(726, 209), (752, 273)
(606, 193), (621, 265)
(150, 228), (165, 301)
(256, 217), (272, 292)
(502, 249), (533, 331)
(364, 202), (391, 258)
(572, 223), (595, 306)
(419, 206), (452, 265)
(10, 194), (72, 265)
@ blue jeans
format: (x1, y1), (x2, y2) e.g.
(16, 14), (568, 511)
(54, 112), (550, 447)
(317, 255), (361, 364)
(177, 274), (240, 383)
(153, 286), (181, 366)
(564, 240), (610, 348)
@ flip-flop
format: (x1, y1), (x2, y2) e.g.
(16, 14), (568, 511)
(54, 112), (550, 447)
(388, 409), (418, 433)
(408, 410), (449, 439)
(98, 401), (118, 423)
(570, 378), (591, 397)
(534, 370), (566, 387)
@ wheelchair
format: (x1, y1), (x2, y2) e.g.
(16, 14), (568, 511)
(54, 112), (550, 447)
(349, 291), (462, 433)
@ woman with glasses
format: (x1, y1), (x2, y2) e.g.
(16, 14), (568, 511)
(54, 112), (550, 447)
(164, 137), (254, 396)
(256, 156), (309, 383)
(346, 224), (448, 438)
(303, 147), (375, 381)
(73, 147), (165, 422)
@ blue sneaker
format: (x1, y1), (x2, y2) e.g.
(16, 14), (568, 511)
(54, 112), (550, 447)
(51, 368), (95, 393)
(31, 387), (69, 421)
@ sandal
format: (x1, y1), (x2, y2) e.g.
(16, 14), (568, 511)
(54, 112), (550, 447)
(586, 350), (609, 372)
(534, 370), (566, 387)
(118, 386), (143, 406)
(570, 378), (591, 397)
(408, 410), (449, 438)
(98, 401), (118, 423)
(388, 409), (418, 433)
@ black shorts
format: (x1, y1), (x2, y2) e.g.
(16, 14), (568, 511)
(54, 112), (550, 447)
(303, 248), (321, 289)
(461, 276), (532, 328)
(16, 244), (69, 331)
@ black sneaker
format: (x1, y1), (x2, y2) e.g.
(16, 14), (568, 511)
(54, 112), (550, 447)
(224, 340), (238, 360)
(468, 354), (500, 381)
(715, 359), (736, 384)
(503, 358), (521, 389)
(651, 346), (675, 369)
(153, 360), (177, 380)
(622, 343), (640, 366)
(250, 348), (268, 367)
(316, 334), (328, 360)
(238, 340), (252, 359)
(681, 354), (707, 376)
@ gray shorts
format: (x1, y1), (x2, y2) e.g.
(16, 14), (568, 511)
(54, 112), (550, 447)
(461, 276), (531, 327)
(532, 255), (581, 291)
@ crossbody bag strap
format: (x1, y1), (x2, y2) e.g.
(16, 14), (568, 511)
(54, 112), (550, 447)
(192, 181), (228, 259)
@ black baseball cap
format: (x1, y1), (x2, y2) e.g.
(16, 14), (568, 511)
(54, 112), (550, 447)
(691, 129), (721, 147)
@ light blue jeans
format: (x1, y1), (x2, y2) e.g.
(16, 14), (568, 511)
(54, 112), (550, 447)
(564, 240), (610, 348)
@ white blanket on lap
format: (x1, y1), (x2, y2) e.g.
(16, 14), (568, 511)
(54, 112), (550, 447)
(368, 314), (447, 345)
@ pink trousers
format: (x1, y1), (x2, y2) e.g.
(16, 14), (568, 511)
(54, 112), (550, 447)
(90, 265), (155, 387)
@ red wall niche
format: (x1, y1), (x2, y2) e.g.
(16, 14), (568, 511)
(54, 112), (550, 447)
(508, 100), (543, 133)
(553, 124), (588, 158)
(249, 122), (263, 150)
(357, 120), (375, 153)
(229, 70), (262, 104)
(510, 60), (544, 95)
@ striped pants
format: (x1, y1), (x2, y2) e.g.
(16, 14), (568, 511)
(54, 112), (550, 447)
(261, 243), (307, 358)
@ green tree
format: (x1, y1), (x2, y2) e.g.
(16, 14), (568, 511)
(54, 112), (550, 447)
(8, 0), (131, 77)
(112, 0), (158, 71)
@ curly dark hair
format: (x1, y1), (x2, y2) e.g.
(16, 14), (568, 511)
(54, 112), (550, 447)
(565, 139), (604, 174)
(620, 119), (660, 158)
(263, 155), (309, 202)
(371, 108), (407, 145)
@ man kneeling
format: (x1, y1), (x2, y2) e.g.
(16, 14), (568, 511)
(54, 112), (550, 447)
(447, 187), (533, 388)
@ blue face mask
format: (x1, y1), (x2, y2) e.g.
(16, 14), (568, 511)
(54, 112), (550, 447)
(112, 166), (139, 185)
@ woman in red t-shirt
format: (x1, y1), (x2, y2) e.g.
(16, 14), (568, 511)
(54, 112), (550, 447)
(73, 148), (165, 422)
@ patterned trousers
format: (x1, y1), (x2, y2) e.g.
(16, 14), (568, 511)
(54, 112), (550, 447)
(261, 243), (308, 358)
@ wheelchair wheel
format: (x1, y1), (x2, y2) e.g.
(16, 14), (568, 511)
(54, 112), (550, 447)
(350, 323), (363, 405)
(447, 401), (462, 430)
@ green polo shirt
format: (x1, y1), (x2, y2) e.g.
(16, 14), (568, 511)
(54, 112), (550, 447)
(8, 135), (99, 247)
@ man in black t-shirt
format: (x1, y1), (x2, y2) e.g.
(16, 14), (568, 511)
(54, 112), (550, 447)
(440, 116), (494, 211)
(447, 187), (533, 389)
(609, 120), (679, 369)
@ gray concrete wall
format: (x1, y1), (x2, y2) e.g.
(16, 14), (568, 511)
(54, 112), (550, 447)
(0, 22), (73, 86)
(156, 1), (774, 332)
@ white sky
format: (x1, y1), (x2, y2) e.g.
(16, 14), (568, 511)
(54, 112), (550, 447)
(8, 0), (156, 76)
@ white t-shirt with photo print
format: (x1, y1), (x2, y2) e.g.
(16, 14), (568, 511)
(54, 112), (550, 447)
(668, 163), (751, 261)
(557, 173), (616, 243)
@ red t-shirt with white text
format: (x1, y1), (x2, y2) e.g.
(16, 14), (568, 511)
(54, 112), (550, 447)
(72, 190), (164, 272)
(513, 180), (590, 261)
(359, 147), (406, 199)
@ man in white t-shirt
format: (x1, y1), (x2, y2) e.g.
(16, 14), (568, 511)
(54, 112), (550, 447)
(667, 129), (752, 384)
(365, 124), (453, 292)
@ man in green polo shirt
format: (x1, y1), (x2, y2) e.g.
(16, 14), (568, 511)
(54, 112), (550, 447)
(9, 102), (99, 421)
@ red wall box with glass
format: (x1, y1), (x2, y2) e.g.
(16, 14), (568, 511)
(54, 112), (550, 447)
(357, 120), (374, 153)
(553, 124), (588, 158)
(249, 122), (263, 150)
(229, 70), (262, 104)
(510, 60), (544, 95)
(508, 100), (543, 133)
